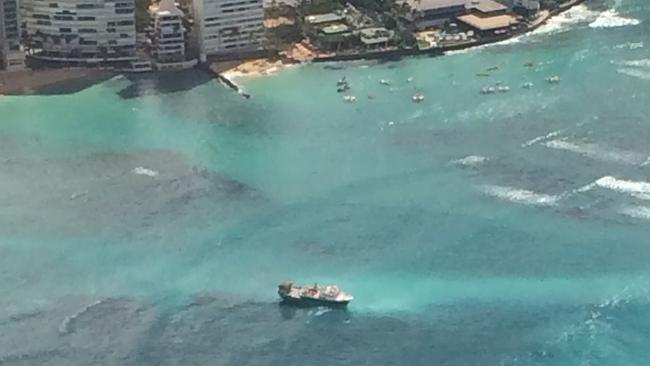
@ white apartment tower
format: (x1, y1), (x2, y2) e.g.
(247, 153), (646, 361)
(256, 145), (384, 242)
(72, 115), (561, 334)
(148, 0), (189, 69)
(192, 0), (264, 61)
(22, 0), (136, 63)
(1, 0), (25, 70)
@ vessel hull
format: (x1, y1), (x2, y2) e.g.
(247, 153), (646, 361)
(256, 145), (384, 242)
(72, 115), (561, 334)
(279, 293), (350, 308)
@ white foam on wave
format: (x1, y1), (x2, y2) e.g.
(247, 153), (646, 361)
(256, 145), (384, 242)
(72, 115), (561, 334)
(616, 59), (650, 68)
(481, 185), (561, 206)
(132, 166), (159, 177)
(615, 41), (644, 50)
(589, 9), (641, 28)
(543, 139), (648, 165)
(632, 193), (650, 201)
(521, 130), (562, 148)
(531, 5), (599, 36)
(59, 299), (105, 335)
(618, 68), (650, 81)
(595, 176), (650, 195)
(452, 155), (488, 167)
(620, 206), (650, 220)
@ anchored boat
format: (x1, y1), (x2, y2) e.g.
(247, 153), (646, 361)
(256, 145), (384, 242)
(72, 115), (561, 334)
(278, 282), (353, 307)
(546, 75), (561, 84)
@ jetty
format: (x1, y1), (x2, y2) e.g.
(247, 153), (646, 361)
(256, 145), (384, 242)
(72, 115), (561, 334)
(207, 63), (251, 99)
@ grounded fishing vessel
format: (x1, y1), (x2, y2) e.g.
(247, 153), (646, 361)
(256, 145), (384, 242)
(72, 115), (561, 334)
(278, 281), (353, 307)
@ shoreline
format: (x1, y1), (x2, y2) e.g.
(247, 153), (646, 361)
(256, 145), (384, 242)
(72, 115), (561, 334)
(216, 0), (586, 84)
(0, 0), (587, 96)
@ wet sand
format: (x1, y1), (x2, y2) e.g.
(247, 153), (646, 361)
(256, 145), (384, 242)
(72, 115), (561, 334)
(0, 68), (116, 95)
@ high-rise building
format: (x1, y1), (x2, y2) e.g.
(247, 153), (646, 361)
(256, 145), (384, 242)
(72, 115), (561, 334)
(1, 0), (25, 71)
(148, 0), (194, 69)
(22, 0), (137, 63)
(191, 0), (265, 61)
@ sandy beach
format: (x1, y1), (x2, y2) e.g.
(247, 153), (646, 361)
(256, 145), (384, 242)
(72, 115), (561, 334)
(217, 58), (290, 80)
(0, 68), (116, 95)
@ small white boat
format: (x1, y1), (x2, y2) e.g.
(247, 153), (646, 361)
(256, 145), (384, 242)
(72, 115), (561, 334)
(480, 86), (496, 94)
(412, 94), (425, 102)
(497, 85), (511, 93)
(407, 77), (414, 83)
(546, 75), (561, 84)
(522, 82), (534, 89)
(343, 95), (357, 103)
(379, 79), (390, 85)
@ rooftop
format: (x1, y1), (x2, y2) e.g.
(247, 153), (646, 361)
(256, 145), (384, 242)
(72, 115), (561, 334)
(457, 13), (518, 30)
(466, 0), (507, 13)
(406, 0), (466, 11)
(359, 27), (395, 44)
(305, 12), (346, 25)
(149, 0), (183, 16)
(321, 24), (350, 34)
(264, 16), (295, 28)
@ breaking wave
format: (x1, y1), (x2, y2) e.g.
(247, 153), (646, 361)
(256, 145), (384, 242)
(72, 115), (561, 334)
(543, 139), (648, 165)
(594, 176), (650, 195)
(616, 59), (650, 68)
(589, 9), (641, 28)
(532, 5), (599, 36)
(615, 41), (644, 50)
(481, 185), (561, 206)
(620, 206), (650, 220)
(59, 299), (106, 335)
(452, 155), (489, 167)
(618, 68), (650, 81)
(521, 130), (562, 148)
(132, 166), (159, 177)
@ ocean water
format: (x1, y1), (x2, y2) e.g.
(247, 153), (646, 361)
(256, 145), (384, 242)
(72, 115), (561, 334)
(2, 0), (650, 364)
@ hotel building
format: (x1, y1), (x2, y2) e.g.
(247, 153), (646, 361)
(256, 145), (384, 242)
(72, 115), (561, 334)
(1, 0), (25, 70)
(148, 0), (197, 69)
(191, 0), (265, 61)
(22, 0), (136, 63)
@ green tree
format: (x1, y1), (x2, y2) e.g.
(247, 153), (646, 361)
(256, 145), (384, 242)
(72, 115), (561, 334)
(135, 0), (151, 32)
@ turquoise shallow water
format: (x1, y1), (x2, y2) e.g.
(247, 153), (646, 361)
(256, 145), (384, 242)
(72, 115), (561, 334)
(2, 0), (650, 364)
